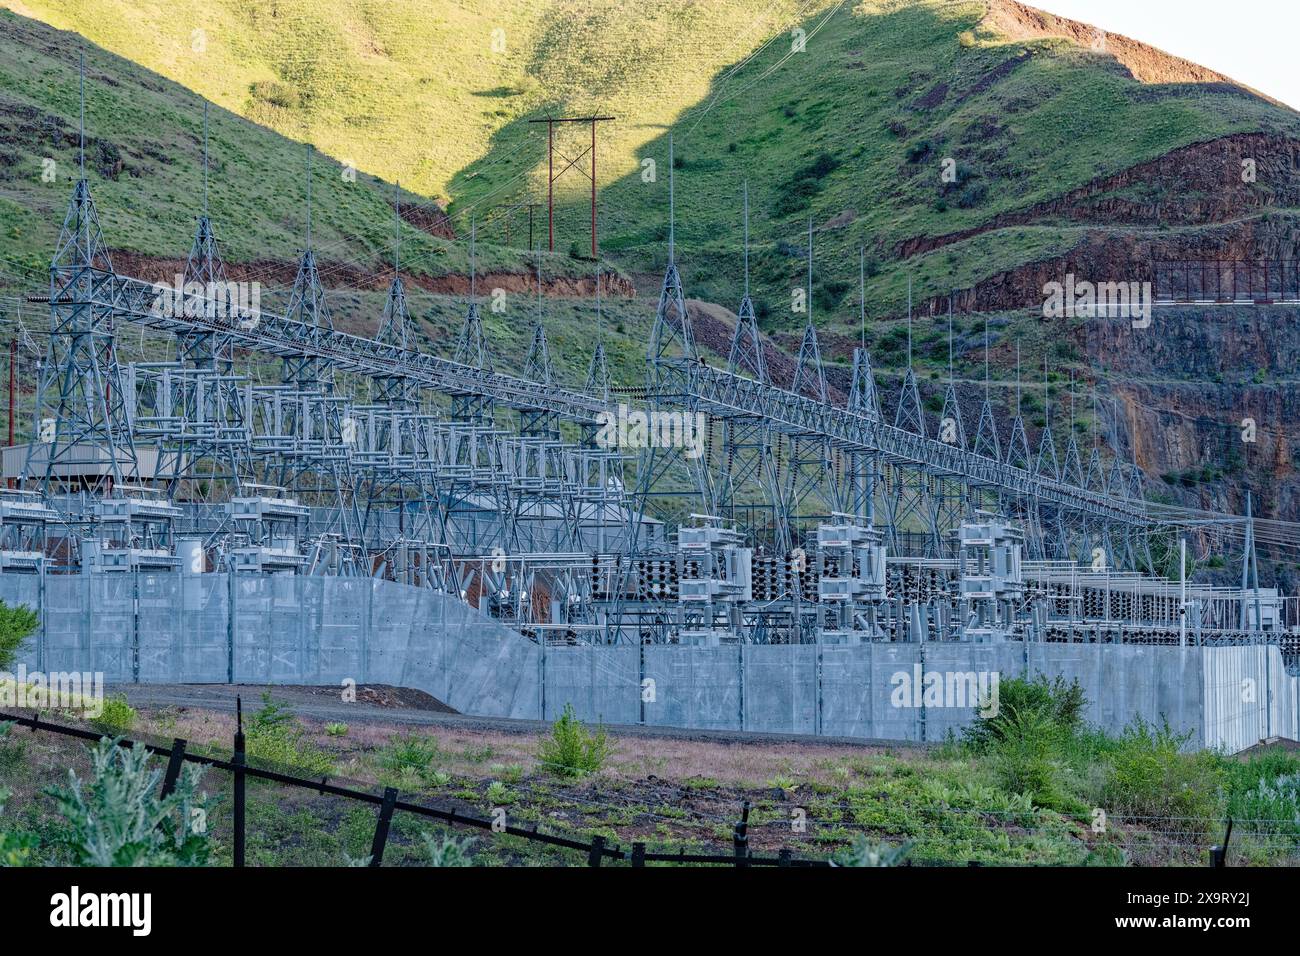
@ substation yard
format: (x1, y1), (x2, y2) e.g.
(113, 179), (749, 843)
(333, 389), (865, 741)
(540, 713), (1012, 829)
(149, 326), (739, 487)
(2, 684), (1297, 867)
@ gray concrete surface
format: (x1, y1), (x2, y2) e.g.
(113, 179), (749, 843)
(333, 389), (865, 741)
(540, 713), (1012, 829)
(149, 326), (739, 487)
(6, 570), (1297, 751)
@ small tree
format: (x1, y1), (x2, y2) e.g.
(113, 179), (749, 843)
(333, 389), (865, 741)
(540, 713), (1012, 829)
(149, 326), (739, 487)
(0, 600), (38, 670)
(244, 692), (334, 777)
(537, 703), (612, 778)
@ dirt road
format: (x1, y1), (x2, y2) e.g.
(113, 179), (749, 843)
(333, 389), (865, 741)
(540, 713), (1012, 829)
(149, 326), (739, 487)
(109, 683), (926, 750)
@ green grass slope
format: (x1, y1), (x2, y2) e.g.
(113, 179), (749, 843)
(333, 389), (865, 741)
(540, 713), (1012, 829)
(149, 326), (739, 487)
(12, 0), (1300, 337)
(0, 5), (617, 298)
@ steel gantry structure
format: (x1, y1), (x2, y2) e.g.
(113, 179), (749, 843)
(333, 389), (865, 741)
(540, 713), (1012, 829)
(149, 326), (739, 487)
(13, 69), (1288, 659)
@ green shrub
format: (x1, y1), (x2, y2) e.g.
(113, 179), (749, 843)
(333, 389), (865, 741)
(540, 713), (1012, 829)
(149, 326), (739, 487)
(537, 703), (612, 778)
(324, 722), (349, 737)
(1102, 717), (1222, 836)
(0, 785), (37, 866)
(425, 769), (452, 788)
(0, 600), (37, 670)
(421, 831), (475, 867)
(833, 837), (911, 867)
(1222, 750), (1300, 840)
(965, 674), (1085, 751)
(377, 733), (443, 778)
(245, 693), (334, 777)
(1230, 772), (1300, 838)
(91, 694), (136, 736)
(46, 737), (209, 866)
(485, 780), (514, 805)
(988, 704), (1071, 809)
(247, 691), (295, 735)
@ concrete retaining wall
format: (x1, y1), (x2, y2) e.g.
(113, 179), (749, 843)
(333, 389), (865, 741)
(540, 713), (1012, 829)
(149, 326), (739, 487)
(3, 571), (1295, 751)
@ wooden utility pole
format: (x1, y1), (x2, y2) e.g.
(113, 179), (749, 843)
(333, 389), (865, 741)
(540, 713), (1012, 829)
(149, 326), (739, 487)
(500, 201), (541, 250)
(528, 115), (614, 256)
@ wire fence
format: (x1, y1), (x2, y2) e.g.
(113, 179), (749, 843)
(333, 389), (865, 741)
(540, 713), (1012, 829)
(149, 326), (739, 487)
(3, 703), (1270, 868)
(0, 704), (835, 868)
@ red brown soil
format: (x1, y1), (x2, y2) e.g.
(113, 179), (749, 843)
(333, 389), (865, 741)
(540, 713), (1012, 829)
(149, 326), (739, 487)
(107, 250), (636, 299)
(985, 0), (1244, 89)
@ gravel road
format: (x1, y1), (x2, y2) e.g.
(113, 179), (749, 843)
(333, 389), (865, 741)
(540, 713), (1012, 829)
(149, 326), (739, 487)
(109, 683), (927, 750)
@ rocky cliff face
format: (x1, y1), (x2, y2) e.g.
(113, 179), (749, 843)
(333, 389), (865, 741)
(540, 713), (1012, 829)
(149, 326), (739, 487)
(891, 130), (1300, 537)
(1077, 308), (1300, 523)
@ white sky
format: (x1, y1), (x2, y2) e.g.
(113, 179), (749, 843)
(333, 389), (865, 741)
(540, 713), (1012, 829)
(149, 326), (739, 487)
(1031, 0), (1299, 111)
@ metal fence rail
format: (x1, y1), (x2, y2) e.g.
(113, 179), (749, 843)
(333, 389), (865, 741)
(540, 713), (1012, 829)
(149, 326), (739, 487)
(0, 706), (830, 868)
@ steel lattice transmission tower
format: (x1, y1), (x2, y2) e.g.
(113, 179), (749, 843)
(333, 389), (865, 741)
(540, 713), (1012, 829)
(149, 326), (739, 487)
(780, 217), (841, 537)
(451, 218), (494, 423)
(26, 52), (139, 494)
(154, 101), (253, 496)
(375, 182), (418, 405)
(282, 145), (334, 388)
(720, 183), (779, 531)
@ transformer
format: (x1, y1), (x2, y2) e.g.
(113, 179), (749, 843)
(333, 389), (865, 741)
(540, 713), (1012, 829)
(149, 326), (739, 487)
(676, 522), (752, 604)
(83, 485), (182, 572)
(955, 512), (1025, 642)
(816, 521), (886, 604)
(227, 483), (310, 573)
(0, 489), (56, 573)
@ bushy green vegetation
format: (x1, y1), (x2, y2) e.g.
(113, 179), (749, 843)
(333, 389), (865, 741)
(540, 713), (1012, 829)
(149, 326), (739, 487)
(1, 692), (1297, 866)
(0, 600), (38, 670)
(7, 0), (1297, 327)
(420, 832), (476, 867)
(1221, 750), (1300, 840)
(46, 737), (210, 866)
(0, 785), (37, 866)
(1100, 718), (1224, 836)
(833, 837), (912, 867)
(244, 692), (335, 778)
(91, 693), (137, 736)
(378, 733), (443, 773)
(950, 673), (1300, 860)
(537, 703), (612, 778)
(965, 673), (1086, 748)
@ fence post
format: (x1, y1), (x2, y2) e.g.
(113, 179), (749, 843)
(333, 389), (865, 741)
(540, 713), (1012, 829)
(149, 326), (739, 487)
(130, 568), (141, 683)
(587, 834), (606, 868)
(226, 568), (236, 683)
(1210, 818), (1233, 868)
(631, 842), (645, 868)
(733, 800), (751, 868)
(160, 738), (188, 797)
(369, 787), (399, 867)
(232, 697), (246, 868)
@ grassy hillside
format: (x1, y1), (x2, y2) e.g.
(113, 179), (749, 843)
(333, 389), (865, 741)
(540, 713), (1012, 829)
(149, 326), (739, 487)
(1, 0), (810, 206)
(3, 0), (1300, 539)
(0, 5), (618, 294)
(11, 0), (1300, 337)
